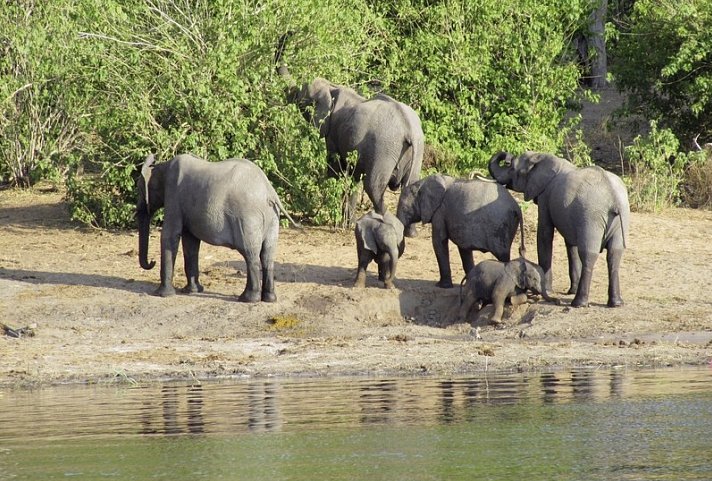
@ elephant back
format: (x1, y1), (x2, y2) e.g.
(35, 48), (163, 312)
(443, 179), (521, 261)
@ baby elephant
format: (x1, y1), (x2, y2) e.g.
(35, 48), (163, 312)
(459, 258), (558, 324)
(354, 211), (405, 289)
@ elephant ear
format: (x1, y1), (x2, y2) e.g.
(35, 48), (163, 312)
(141, 154), (156, 209)
(359, 221), (380, 254)
(517, 152), (560, 202)
(307, 79), (334, 136)
(418, 174), (452, 223)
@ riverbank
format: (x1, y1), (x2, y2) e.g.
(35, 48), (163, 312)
(1, 188), (711, 386)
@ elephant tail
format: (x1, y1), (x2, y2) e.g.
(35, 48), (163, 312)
(459, 275), (468, 305)
(272, 197), (302, 229)
(516, 205), (526, 258)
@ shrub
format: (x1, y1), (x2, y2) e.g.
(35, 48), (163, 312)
(624, 121), (689, 212)
(681, 150), (712, 209)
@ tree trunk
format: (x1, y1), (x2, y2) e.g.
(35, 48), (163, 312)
(589, 0), (608, 90)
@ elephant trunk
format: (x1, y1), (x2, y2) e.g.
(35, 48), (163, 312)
(488, 151), (514, 186)
(137, 209), (156, 270)
(275, 31), (299, 100)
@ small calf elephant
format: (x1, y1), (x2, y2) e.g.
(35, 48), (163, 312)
(458, 257), (558, 324)
(354, 211), (405, 289)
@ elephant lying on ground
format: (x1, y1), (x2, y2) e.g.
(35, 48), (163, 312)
(137, 153), (298, 303)
(489, 151), (629, 308)
(458, 257), (559, 324)
(354, 211), (405, 289)
(275, 33), (424, 233)
(396, 174), (524, 288)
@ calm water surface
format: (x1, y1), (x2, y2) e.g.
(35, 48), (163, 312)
(1, 368), (711, 480)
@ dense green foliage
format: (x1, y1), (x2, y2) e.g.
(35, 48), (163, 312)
(0, 0), (587, 226)
(611, 0), (712, 144)
(1, 1), (603, 227)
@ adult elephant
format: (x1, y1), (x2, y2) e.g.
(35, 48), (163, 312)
(488, 151), (629, 308)
(275, 34), (424, 235)
(137, 153), (297, 303)
(396, 174), (524, 288)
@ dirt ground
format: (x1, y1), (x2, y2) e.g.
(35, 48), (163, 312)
(1, 180), (711, 386)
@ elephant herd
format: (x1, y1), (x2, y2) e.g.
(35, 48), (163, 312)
(135, 38), (630, 324)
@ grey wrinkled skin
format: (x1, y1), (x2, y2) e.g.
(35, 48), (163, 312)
(459, 258), (559, 324)
(354, 211), (405, 289)
(396, 174), (525, 289)
(137, 154), (296, 303)
(275, 35), (423, 234)
(489, 151), (630, 308)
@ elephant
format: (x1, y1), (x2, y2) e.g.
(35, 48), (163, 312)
(488, 151), (629, 308)
(275, 33), (424, 233)
(458, 257), (559, 324)
(354, 211), (405, 289)
(137, 153), (298, 303)
(396, 174), (525, 288)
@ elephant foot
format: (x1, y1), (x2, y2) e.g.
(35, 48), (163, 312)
(383, 279), (395, 290)
(571, 296), (589, 308)
(155, 285), (176, 297)
(182, 283), (204, 294)
(238, 290), (261, 303)
(404, 224), (417, 238)
(566, 287), (578, 295)
(354, 272), (367, 288)
(436, 279), (454, 289)
(262, 291), (277, 303)
(607, 297), (624, 308)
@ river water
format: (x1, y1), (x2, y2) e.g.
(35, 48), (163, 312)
(1, 368), (710, 480)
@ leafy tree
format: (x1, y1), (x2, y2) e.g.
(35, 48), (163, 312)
(611, 0), (712, 144)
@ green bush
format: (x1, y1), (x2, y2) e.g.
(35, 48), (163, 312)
(624, 121), (691, 212)
(2, 0), (596, 228)
(611, 0), (712, 143)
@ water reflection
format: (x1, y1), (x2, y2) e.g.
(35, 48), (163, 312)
(1, 368), (709, 443)
(1, 369), (711, 481)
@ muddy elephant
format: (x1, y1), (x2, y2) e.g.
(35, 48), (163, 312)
(396, 174), (524, 288)
(354, 211), (405, 289)
(489, 151), (629, 307)
(137, 153), (297, 302)
(275, 33), (424, 233)
(458, 257), (559, 324)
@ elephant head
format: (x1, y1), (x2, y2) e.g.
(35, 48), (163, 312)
(136, 154), (166, 271)
(488, 151), (564, 202)
(396, 174), (454, 230)
(509, 258), (558, 303)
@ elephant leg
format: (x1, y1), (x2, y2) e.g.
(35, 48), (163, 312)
(457, 289), (478, 322)
(260, 239), (277, 303)
(382, 253), (398, 290)
(536, 220), (556, 293)
(238, 250), (262, 303)
(458, 247), (475, 279)
(606, 245), (625, 307)
(565, 243), (581, 295)
(571, 250), (598, 308)
(181, 231), (204, 294)
(157, 229), (180, 297)
(354, 251), (374, 288)
(432, 234), (453, 288)
(489, 286), (509, 324)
